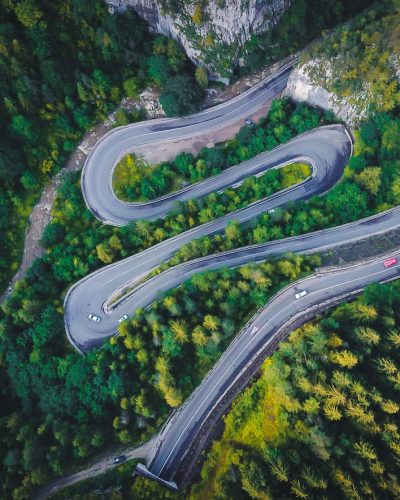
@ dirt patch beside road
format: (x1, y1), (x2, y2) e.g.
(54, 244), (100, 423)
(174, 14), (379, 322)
(135, 101), (272, 164)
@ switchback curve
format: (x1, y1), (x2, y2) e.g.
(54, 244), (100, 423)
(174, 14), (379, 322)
(63, 69), (400, 487)
(65, 125), (351, 353)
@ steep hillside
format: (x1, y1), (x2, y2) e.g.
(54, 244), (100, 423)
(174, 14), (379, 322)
(107, 0), (373, 80)
(285, 1), (400, 124)
(107, 0), (291, 81)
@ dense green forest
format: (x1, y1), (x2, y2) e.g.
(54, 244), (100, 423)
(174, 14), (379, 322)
(0, 100), (326, 498)
(192, 281), (400, 499)
(0, 0), (384, 293)
(0, 0), (201, 291)
(1, 97), (399, 498)
(0, 237), (318, 497)
(1, 92), (400, 497)
(1, 1), (400, 497)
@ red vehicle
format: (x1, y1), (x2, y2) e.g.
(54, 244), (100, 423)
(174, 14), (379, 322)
(384, 257), (397, 268)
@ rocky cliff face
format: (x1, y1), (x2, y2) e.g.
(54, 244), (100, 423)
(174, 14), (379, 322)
(284, 54), (400, 126)
(283, 61), (365, 126)
(107, 0), (291, 81)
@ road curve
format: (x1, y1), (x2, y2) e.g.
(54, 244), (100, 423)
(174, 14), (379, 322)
(81, 64), (293, 225)
(61, 61), (400, 490)
(64, 125), (351, 353)
(147, 252), (400, 481)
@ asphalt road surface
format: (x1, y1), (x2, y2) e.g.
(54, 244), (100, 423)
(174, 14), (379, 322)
(64, 125), (352, 353)
(63, 63), (400, 487)
(148, 253), (400, 480)
(81, 63), (293, 225)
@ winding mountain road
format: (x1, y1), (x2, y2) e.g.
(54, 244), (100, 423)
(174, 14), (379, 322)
(64, 64), (400, 488)
(65, 124), (351, 353)
(81, 63), (293, 225)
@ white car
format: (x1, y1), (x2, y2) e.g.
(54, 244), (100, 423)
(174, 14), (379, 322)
(88, 313), (101, 323)
(295, 290), (307, 300)
(119, 314), (129, 324)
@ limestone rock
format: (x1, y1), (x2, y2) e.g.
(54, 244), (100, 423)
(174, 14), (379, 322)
(106, 0), (292, 80)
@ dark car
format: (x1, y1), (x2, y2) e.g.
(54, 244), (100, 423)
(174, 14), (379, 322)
(113, 454), (126, 465)
(245, 118), (254, 127)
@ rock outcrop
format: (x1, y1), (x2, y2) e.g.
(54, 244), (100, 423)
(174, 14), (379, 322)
(284, 53), (400, 126)
(283, 61), (365, 126)
(107, 0), (292, 81)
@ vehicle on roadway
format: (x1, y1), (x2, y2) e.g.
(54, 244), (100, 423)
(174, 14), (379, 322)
(295, 290), (307, 300)
(113, 455), (126, 465)
(384, 257), (397, 268)
(119, 314), (129, 323)
(245, 118), (254, 127)
(88, 313), (101, 323)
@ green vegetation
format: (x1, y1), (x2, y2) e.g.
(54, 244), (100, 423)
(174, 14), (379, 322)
(2, 86), (400, 496)
(0, 1), (149, 290)
(0, 1), (202, 292)
(52, 460), (139, 499)
(1, 95), (400, 497)
(112, 150), (311, 203)
(149, 36), (204, 116)
(192, 281), (400, 499)
(304, 0), (400, 115)
(0, 224), (316, 498)
(238, 0), (375, 77)
(1, 1), (400, 497)
(112, 97), (328, 202)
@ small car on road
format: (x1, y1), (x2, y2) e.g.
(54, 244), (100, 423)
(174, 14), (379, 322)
(245, 118), (254, 127)
(88, 313), (101, 323)
(119, 314), (129, 324)
(384, 257), (397, 268)
(113, 455), (126, 465)
(295, 290), (307, 300)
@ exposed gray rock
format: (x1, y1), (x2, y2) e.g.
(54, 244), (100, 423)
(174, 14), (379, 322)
(106, 0), (292, 80)
(284, 54), (400, 126)
(284, 61), (367, 126)
(139, 87), (165, 118)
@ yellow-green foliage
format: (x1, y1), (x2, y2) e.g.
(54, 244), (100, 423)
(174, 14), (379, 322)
(192, 1), (204, 25)
(192, 283), (400, 499)
(306, 2), (400, 113)
(112, 153), (150, 201)
(280, 162), (312, 189)
(191, 359), (292, 498)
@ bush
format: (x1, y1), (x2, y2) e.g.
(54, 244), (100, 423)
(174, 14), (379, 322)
(160, 74), (204, 116)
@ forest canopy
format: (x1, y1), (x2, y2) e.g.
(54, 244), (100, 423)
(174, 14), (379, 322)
(192, 282), (400, 499)
(0, 0), (201, 291)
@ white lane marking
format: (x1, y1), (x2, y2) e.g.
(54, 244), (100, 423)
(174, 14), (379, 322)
(99, 219), (374, 295)
(156, 260), (399, 474)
